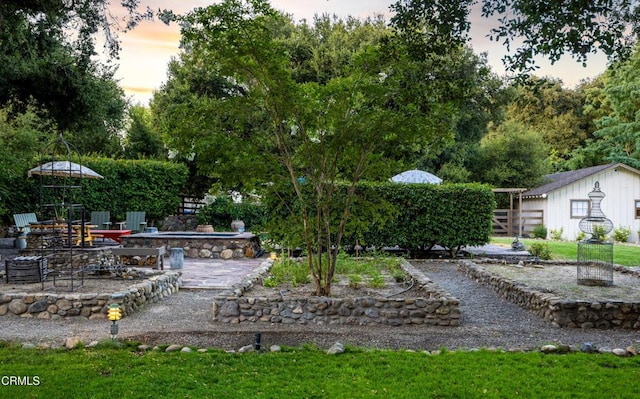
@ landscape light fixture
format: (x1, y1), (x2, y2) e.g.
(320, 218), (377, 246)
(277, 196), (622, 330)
(108, 303), (122, 339)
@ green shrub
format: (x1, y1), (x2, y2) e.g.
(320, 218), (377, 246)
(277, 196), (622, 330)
(612, 226), (631, 243)
(528, 242), (552, 260)
(575, 231), (586, 241)
(591, 224), (608, 241)
(348, 274), (362, 288)
(532, 224), (547, 239)
(368, 271), (385, 288)
(549, 227), (563, 241)
(197, 195), (267, 231)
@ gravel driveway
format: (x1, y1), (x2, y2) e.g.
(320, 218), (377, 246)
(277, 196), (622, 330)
(1, 256), (639, 352)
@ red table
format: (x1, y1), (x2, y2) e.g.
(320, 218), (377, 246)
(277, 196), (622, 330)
(91, 229), (131, 243)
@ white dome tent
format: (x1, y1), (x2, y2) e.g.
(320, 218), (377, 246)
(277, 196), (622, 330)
(391, 169), (442, 184)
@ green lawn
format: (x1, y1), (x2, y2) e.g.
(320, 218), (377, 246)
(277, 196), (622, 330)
(490, 237), (640, 267)
(0, 344), (639, 398)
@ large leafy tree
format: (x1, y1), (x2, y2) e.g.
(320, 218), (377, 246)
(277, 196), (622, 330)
(123, 105), (164, 159)
(392, 0), (640, 75)
(390, 1), (508, 180)
(155, 0), (454, 295)
(569, 45), (640, 169)
(471, 121), (550, 188)
(0, 0), (152, 154)
(502, 77), (594, 170)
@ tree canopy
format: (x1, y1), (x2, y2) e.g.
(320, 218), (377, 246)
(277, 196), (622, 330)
(152, 0), (504, 294)
(392, 0), (640, 75)
(0, 0), (154, 154)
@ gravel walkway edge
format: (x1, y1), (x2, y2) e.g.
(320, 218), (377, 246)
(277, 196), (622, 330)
(1, 259), (639, 352)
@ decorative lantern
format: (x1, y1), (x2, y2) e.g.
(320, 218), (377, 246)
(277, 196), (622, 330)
(108, 303), (122, 339)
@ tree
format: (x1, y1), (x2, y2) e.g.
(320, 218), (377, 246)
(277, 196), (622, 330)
(0, 105), (49, 219)
(123, 105), (164, 159)
(501, 77), (593, 170)
(392, 0), (640, 75)
(472, 121), (550, 188)
(0, 0), (151, 154)
(570, 45), (640, 169)
(158, 0), (450, 295)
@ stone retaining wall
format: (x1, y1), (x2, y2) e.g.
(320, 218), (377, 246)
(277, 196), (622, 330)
(121, 234), (261, 260)
(0, 271), (181, 320)
(19, 247), (114, 271)
(459, 259), (640, 329)
(213, 260), (461, 326)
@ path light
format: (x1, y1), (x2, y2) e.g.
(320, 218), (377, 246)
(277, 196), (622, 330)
(269, 251), (277, 260)
(254, 332), (262, 351)
(108, 303), (122, 339)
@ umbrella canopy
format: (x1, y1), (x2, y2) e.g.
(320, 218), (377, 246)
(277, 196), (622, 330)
(28, 161), (103, 179)
(391, 169), (442, 184)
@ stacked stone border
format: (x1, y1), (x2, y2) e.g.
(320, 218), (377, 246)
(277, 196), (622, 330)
(121, 233), (261, 260)
(459, 259), (640, 329)
(0, 271), (181, 320)
(213, 259), (461, 326)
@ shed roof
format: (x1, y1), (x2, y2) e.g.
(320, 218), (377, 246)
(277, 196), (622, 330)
(523, 163), (640, 198)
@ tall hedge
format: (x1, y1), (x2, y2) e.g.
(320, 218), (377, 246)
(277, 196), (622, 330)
(350, 182), (496, 256)
(81, 158), (188, 222)
(262, 181), (495, 257)
(3, 157), (187, 229)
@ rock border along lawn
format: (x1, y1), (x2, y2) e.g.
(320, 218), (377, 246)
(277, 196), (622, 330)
(212, 259), (461, 326)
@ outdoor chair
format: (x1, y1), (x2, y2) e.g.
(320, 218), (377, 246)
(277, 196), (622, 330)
(13, 213), (38, 234)
(90, 211), (112, 229)
(118, 211), (147, 233)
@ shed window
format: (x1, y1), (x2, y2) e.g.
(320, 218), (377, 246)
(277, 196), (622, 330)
(571, 200), (589, 218)
(635, 200), (640, 218)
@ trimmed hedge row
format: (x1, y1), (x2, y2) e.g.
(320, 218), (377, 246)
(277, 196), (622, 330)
(259, 181), (495, 257)
(81, 158), (188, 222)
(6, 158), (188, 225)
(355, 183), (495, 256)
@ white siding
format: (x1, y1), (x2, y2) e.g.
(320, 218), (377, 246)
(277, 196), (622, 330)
(522, 166), (640, 242)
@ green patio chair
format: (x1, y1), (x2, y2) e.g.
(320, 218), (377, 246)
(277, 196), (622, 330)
(124, 211), (147, 233)
(90, 211), (112, 229)
(13, 212), (38, 234)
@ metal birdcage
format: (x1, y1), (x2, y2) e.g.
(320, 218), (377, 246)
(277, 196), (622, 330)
(576, 181), (613, 286)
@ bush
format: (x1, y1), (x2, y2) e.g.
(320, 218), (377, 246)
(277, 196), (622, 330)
(532, 224), (547, 239)
(354, 182), (495, 257)
(197, 196), (267, 232)
(528, 242), (552, 260)
(549, 227), (563, 241)
(612, 226), (631, 243)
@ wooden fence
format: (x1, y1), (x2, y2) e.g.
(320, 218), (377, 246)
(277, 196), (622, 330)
(176, 196), (206, 215)
(493, 209), (544, 237)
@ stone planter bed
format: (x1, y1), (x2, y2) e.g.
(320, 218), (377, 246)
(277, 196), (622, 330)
(0, 269), (181, 320)
(459, 259), (640, 329)
(213, 259), (461, 326)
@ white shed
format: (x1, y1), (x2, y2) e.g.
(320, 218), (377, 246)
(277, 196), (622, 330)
(521, 163), (640, 242)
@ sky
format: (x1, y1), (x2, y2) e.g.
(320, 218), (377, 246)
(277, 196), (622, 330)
(110, 0), (609, 105)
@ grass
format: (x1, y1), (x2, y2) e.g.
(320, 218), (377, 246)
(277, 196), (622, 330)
(0, 343), (639, 398)
(490, 237), (640, 267)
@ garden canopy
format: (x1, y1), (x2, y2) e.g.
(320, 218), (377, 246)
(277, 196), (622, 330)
(391, 169), (442, 184)
(28, 161), (103, 179)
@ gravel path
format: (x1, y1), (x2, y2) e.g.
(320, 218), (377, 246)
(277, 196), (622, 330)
(1, 255), (639, 351)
